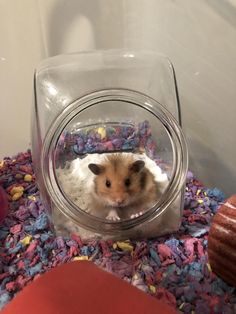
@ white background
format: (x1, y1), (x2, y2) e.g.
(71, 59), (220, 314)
(0, 0), (236, 196)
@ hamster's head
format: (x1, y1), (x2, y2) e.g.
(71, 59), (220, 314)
(88, 154), (146, 208)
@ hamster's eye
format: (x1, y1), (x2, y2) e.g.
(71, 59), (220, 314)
(105, 179), (111, 188)
(124, 178), (131, 187)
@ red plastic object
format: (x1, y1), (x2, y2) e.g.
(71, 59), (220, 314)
(2, 261), (177, 314)
(0, 186), (8, 222)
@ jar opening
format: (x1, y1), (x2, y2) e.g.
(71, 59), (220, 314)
(41, 89), (188, 234)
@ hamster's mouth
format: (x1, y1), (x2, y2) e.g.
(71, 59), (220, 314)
(112, 204), (126, 209)
(110, 202), (129, 209)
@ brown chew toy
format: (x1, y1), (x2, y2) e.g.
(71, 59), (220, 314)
(208, 194), (236, 287)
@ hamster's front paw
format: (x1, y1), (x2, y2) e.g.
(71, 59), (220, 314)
(130, 211), (143, 219)
(106, 209), (120, 221)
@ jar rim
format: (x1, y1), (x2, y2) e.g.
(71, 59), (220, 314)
(41, 88), (188, 234)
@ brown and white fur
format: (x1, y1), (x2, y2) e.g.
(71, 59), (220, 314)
(87, 153), (160, 220)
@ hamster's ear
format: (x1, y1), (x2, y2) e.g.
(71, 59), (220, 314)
(129, 160), (145, 173)
(88, 163), (104, 175)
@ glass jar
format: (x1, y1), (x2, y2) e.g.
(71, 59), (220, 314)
(31, 49), (188, 240)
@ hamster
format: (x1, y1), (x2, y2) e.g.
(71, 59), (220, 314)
(87, 153), (161, 220)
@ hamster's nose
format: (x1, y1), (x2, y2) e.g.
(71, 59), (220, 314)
(115, 198), (125, 206)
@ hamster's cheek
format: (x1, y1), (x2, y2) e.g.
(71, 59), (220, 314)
(103, 197), (114, 206)
(128, 192), (140, 202)
(124, 198), (133, 206)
